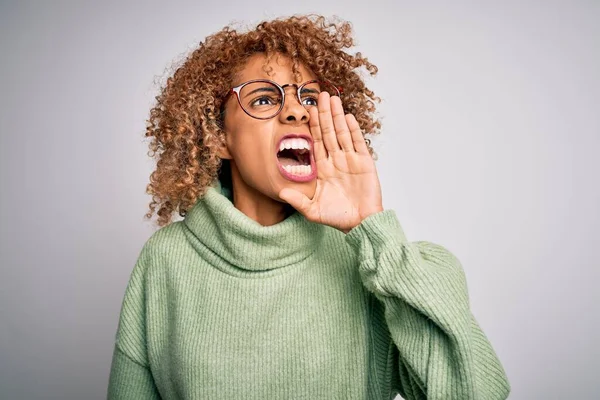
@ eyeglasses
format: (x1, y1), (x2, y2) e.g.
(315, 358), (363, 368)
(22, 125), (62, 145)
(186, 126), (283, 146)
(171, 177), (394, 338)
(223, 79), (343, 120)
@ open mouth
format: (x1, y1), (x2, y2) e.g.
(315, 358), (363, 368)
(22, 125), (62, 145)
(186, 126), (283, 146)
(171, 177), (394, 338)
(276, 136), (315, 180)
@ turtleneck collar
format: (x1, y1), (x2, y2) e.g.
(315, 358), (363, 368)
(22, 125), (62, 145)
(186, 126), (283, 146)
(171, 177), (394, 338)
(183, 180), (325, 271)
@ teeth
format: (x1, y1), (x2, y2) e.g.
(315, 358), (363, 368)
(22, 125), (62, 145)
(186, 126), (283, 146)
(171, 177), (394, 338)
(279, 137), (310, 152)
(283, 164), (312, 176)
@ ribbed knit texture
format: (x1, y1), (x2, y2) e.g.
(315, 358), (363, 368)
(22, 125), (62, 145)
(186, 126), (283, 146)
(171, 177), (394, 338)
(107, 180), (510, 399)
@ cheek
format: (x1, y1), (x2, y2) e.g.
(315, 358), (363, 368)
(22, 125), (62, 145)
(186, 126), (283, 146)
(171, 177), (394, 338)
(229, 131), (274, 170)
(237, 139), (273, 167)
(230, 122), (274, 157)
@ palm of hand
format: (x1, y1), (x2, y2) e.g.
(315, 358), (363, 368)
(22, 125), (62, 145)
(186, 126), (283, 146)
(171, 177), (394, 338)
(279, 92), (383, 233)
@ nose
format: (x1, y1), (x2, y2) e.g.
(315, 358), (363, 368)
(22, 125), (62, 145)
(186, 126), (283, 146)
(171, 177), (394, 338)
(278, 85), (309, 124)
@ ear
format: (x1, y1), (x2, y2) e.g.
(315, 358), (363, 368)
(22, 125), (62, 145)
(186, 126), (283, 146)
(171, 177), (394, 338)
(216, 135), (233, 160)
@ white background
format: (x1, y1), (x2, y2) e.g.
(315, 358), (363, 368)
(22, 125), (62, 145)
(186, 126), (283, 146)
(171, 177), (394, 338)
(1, 1), (598, 398)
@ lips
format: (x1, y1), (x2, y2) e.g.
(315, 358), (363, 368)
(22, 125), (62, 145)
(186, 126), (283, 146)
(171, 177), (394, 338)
(275, 133), (317, 183)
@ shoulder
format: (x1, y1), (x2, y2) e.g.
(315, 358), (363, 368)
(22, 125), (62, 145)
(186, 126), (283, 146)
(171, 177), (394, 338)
(138, 220), (186, 260)
(129, 221), (188, 279)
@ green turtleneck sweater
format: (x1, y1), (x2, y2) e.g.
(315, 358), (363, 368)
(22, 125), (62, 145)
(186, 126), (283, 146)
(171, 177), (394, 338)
(107, 181), (510, 399)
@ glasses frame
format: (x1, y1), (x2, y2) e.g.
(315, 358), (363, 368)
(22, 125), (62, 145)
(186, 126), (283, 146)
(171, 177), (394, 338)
(223, 79), (343, 120)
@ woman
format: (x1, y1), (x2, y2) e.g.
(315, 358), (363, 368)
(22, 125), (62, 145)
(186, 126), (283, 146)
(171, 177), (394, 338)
(108, 14), (511, 399)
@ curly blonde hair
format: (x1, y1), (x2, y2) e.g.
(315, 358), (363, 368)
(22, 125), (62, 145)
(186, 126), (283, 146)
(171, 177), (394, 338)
(144, 14), (381, 227)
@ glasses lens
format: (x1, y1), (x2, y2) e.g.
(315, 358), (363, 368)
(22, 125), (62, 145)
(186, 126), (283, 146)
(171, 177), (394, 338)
(299, 81), (340, 111)
(239, 81), (283, 119)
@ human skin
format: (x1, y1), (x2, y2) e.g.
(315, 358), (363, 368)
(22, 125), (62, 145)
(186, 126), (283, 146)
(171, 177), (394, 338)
(219, 52), (384, 233)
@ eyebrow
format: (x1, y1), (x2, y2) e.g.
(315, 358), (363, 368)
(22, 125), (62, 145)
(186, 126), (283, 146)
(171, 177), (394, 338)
(300, 87), (319, 95)
(244, 86), (279, 98)
(243, 84), (321, 98)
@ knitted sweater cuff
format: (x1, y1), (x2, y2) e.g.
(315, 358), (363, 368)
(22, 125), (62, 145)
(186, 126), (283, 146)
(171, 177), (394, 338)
(345, 209), (408, 257)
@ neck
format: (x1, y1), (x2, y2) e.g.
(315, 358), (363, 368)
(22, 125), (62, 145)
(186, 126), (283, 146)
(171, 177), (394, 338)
(229, 160), (294, 226)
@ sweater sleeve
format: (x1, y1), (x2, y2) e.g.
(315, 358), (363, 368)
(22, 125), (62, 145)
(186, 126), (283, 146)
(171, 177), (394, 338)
(107, 246), (161, 400)
(345, 210), (511, 400)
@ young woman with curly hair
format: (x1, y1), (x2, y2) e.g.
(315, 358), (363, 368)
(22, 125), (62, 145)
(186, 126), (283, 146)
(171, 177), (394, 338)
(108, 14), (510, 400)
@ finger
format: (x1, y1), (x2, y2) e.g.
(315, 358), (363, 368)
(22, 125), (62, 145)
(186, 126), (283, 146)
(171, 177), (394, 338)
(279, 188), (311, 215)
(345, 113), (370, 155)
(317, 91), (341, 154)
(330, 96), (354, 153)
(308, 106), (327, 162)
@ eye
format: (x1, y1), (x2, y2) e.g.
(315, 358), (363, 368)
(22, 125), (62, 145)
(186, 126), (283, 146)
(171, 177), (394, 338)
(302, 96), (318, 106)
(251, 96), (279, 107)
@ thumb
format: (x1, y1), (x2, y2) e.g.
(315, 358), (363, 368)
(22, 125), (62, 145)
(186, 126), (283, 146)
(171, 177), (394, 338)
(279, 188), (311, 214)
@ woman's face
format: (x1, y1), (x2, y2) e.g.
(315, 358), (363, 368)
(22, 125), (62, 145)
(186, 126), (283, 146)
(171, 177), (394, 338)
(220, 52), (318, 205)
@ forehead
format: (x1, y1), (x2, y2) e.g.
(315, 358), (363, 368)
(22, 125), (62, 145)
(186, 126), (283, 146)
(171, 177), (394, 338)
(233, 53), (316, 85)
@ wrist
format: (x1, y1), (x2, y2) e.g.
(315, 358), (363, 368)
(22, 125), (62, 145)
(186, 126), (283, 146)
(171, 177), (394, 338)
(361, 206), (384, 220)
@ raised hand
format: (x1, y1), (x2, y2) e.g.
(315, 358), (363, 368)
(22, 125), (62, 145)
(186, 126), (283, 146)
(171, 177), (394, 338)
(279, 92), (384, 234)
